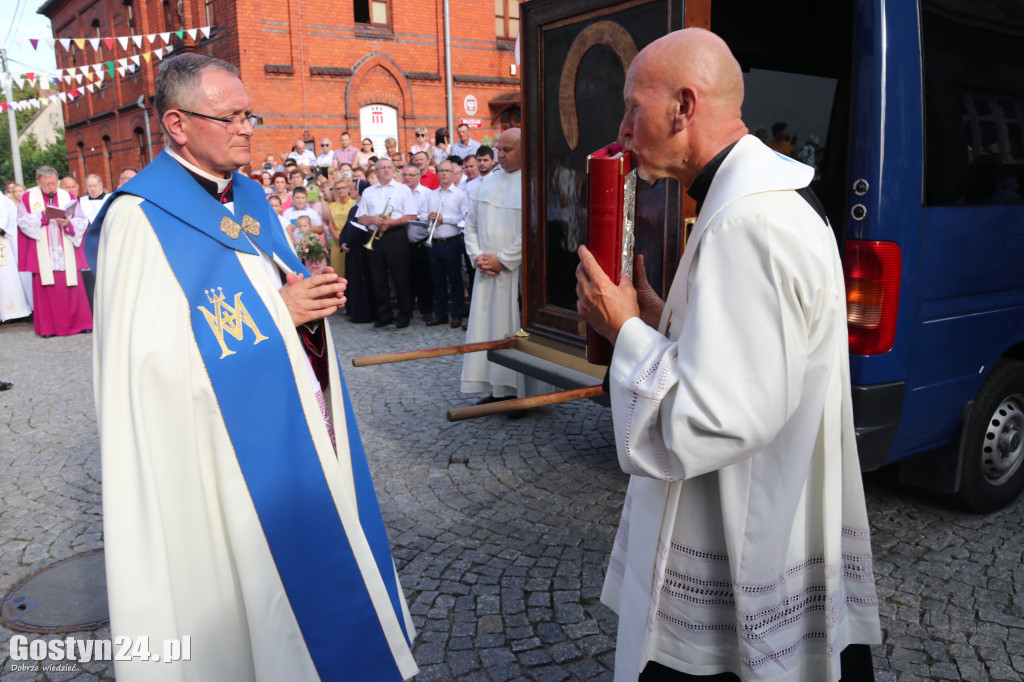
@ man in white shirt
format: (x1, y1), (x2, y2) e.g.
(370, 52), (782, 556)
(315, 138), (335, 178)
(356, 158), (417, 328)
(79, 174), (110, 224)
(451, 123), (481, 160)
(574, 28), (880, 682)
(475, 146), (496, 177)
(288, 138), (316, 177)
(401, 163), (434, 320)
(459, 155), (481, 196)
(422, 159), (469, 328)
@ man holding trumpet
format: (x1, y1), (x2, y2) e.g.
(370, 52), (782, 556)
(356, 157), (417, 328)
(421, 159), (469, 328)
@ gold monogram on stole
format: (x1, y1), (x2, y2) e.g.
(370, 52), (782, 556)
(197, 287), (269, 359)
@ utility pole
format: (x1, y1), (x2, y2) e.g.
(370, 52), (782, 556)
(443, 0), (454, 141)
(0, 49), (24, 185)
(136, 94), (153, 162)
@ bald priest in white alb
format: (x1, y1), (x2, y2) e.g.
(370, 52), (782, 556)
(576, 29), (881, 682)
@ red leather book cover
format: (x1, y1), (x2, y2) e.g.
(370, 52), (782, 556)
(586, 142), (632, 365)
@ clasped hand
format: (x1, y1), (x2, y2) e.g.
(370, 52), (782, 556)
(575, 247), (664, 346)
(279, 268), (347, 326)
(476, 253), (503, 275)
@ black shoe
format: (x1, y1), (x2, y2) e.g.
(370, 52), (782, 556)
(475, 395), (515, 406)
(374, 319), (393, 328)
(506, 409), (527, 420)
(0, 381), (11, 391)
(395, 319), (410, 329)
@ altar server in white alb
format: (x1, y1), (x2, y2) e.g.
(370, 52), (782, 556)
(0, 192), (31, 323)
(461, 127), (525, 402)
(575, 29), (881, 682)
(87, 53), (417, 682)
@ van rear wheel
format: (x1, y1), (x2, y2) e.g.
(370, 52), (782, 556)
(957, 359), (1024, 512)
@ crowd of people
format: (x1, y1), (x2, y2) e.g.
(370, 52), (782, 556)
(0, 165), (142, 344)
(254, 123), (506, 339)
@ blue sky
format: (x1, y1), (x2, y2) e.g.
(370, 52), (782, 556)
(2, 0), (60, 80)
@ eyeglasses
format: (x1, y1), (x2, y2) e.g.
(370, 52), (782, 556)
(178, 109), (262, 131)
(321, 143), (330, 147)
(416, 133), (425, 137)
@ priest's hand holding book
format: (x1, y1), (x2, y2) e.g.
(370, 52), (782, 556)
(575, 249), (663, 346)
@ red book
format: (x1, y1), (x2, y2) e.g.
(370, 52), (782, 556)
(586, 142), (635, 365)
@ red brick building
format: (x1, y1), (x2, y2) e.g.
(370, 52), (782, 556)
(38, 0), (523, 190)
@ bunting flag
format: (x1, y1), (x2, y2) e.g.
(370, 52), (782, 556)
(4, 25), (214, 53)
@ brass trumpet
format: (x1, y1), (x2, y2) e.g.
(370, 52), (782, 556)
(365, 198), (392, 251)
(425, 197), (444, 248)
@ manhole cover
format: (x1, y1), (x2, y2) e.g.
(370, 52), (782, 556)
(1, 550), (109, 633)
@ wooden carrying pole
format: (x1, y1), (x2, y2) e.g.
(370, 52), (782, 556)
(446, 385), (606, 422)
(352, 337), (518, 367)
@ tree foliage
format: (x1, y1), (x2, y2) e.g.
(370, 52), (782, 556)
(0, 81), (69, 185)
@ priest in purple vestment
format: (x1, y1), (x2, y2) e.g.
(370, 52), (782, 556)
(17, 165), (92, 337)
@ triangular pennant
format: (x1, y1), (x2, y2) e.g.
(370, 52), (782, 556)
(117, 67), (125, 77)
(128, 64), (137, 73)
(142, 52), (152, 63)
(86, 83), (95, 93)
(85, 71), (94, 82)
(132, 35), (144, 48)
(107, 61), (115, 71)
(0, 103), (6, 112)
(63, 75), (72, 84)
(29, 39), (39, 50)
(88, 37), (100, 51)
(74, 38), (86, 50)
(200, 26), (212, 38)
(94, 63), (104, 73)
(29, 98), (39, 108)
(14, 38), (25, 49)
(117, 58), (127, 68)
(174, 30), (184, 40)
(118, 36), (129, 50)
(103, 37), (115, 50)
(70, 89), (81, 98)
(15, 78), (24, 89)
(25, 72), (35, 82)
(153, 47), (164, 59)
(130, 55), (140, 66)
(45, 38), (55, 48)
(186, 28), (198, 40)
(75, 74), (83, 84)
(59, 38), (72, 50)
(58, 93), (66, 102)
(96, 71), (105, 82)
(49, 94), (58, 103)
(147, 33), (159, 45)
(159, 32), (171, 44)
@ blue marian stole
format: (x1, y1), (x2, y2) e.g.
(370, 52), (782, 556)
(88, 150), (411, 680)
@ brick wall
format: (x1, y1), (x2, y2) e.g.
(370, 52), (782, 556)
(41, 0), (522, 189)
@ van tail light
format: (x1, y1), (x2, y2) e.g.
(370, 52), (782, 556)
(844, 240), (901, 355)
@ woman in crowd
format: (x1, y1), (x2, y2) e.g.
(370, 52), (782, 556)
(410, 126), (434, 161)
(261, 171), (274, 195)
(271, 171), (290, 208)
(355, 138), (375, 171)
(326, 181), (354, 279)
(432, 127), (451, 165)
(339, 179), (376, 323)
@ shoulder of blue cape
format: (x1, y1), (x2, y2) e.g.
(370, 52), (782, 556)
(85, 149), (304, 275)
(699, 135), (815, 225)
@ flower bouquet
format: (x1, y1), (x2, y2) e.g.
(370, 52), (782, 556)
(295, 230), (328, 272)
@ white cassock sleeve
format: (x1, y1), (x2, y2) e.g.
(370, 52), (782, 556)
(463, 193), (482, 264)
(609, 210), (816, 481)
(494, 216), (521, 271)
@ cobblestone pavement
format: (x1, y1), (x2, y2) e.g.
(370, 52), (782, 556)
(2, 314), (1023, 681)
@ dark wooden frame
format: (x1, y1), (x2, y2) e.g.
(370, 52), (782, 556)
(520, 0), (688, 347)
